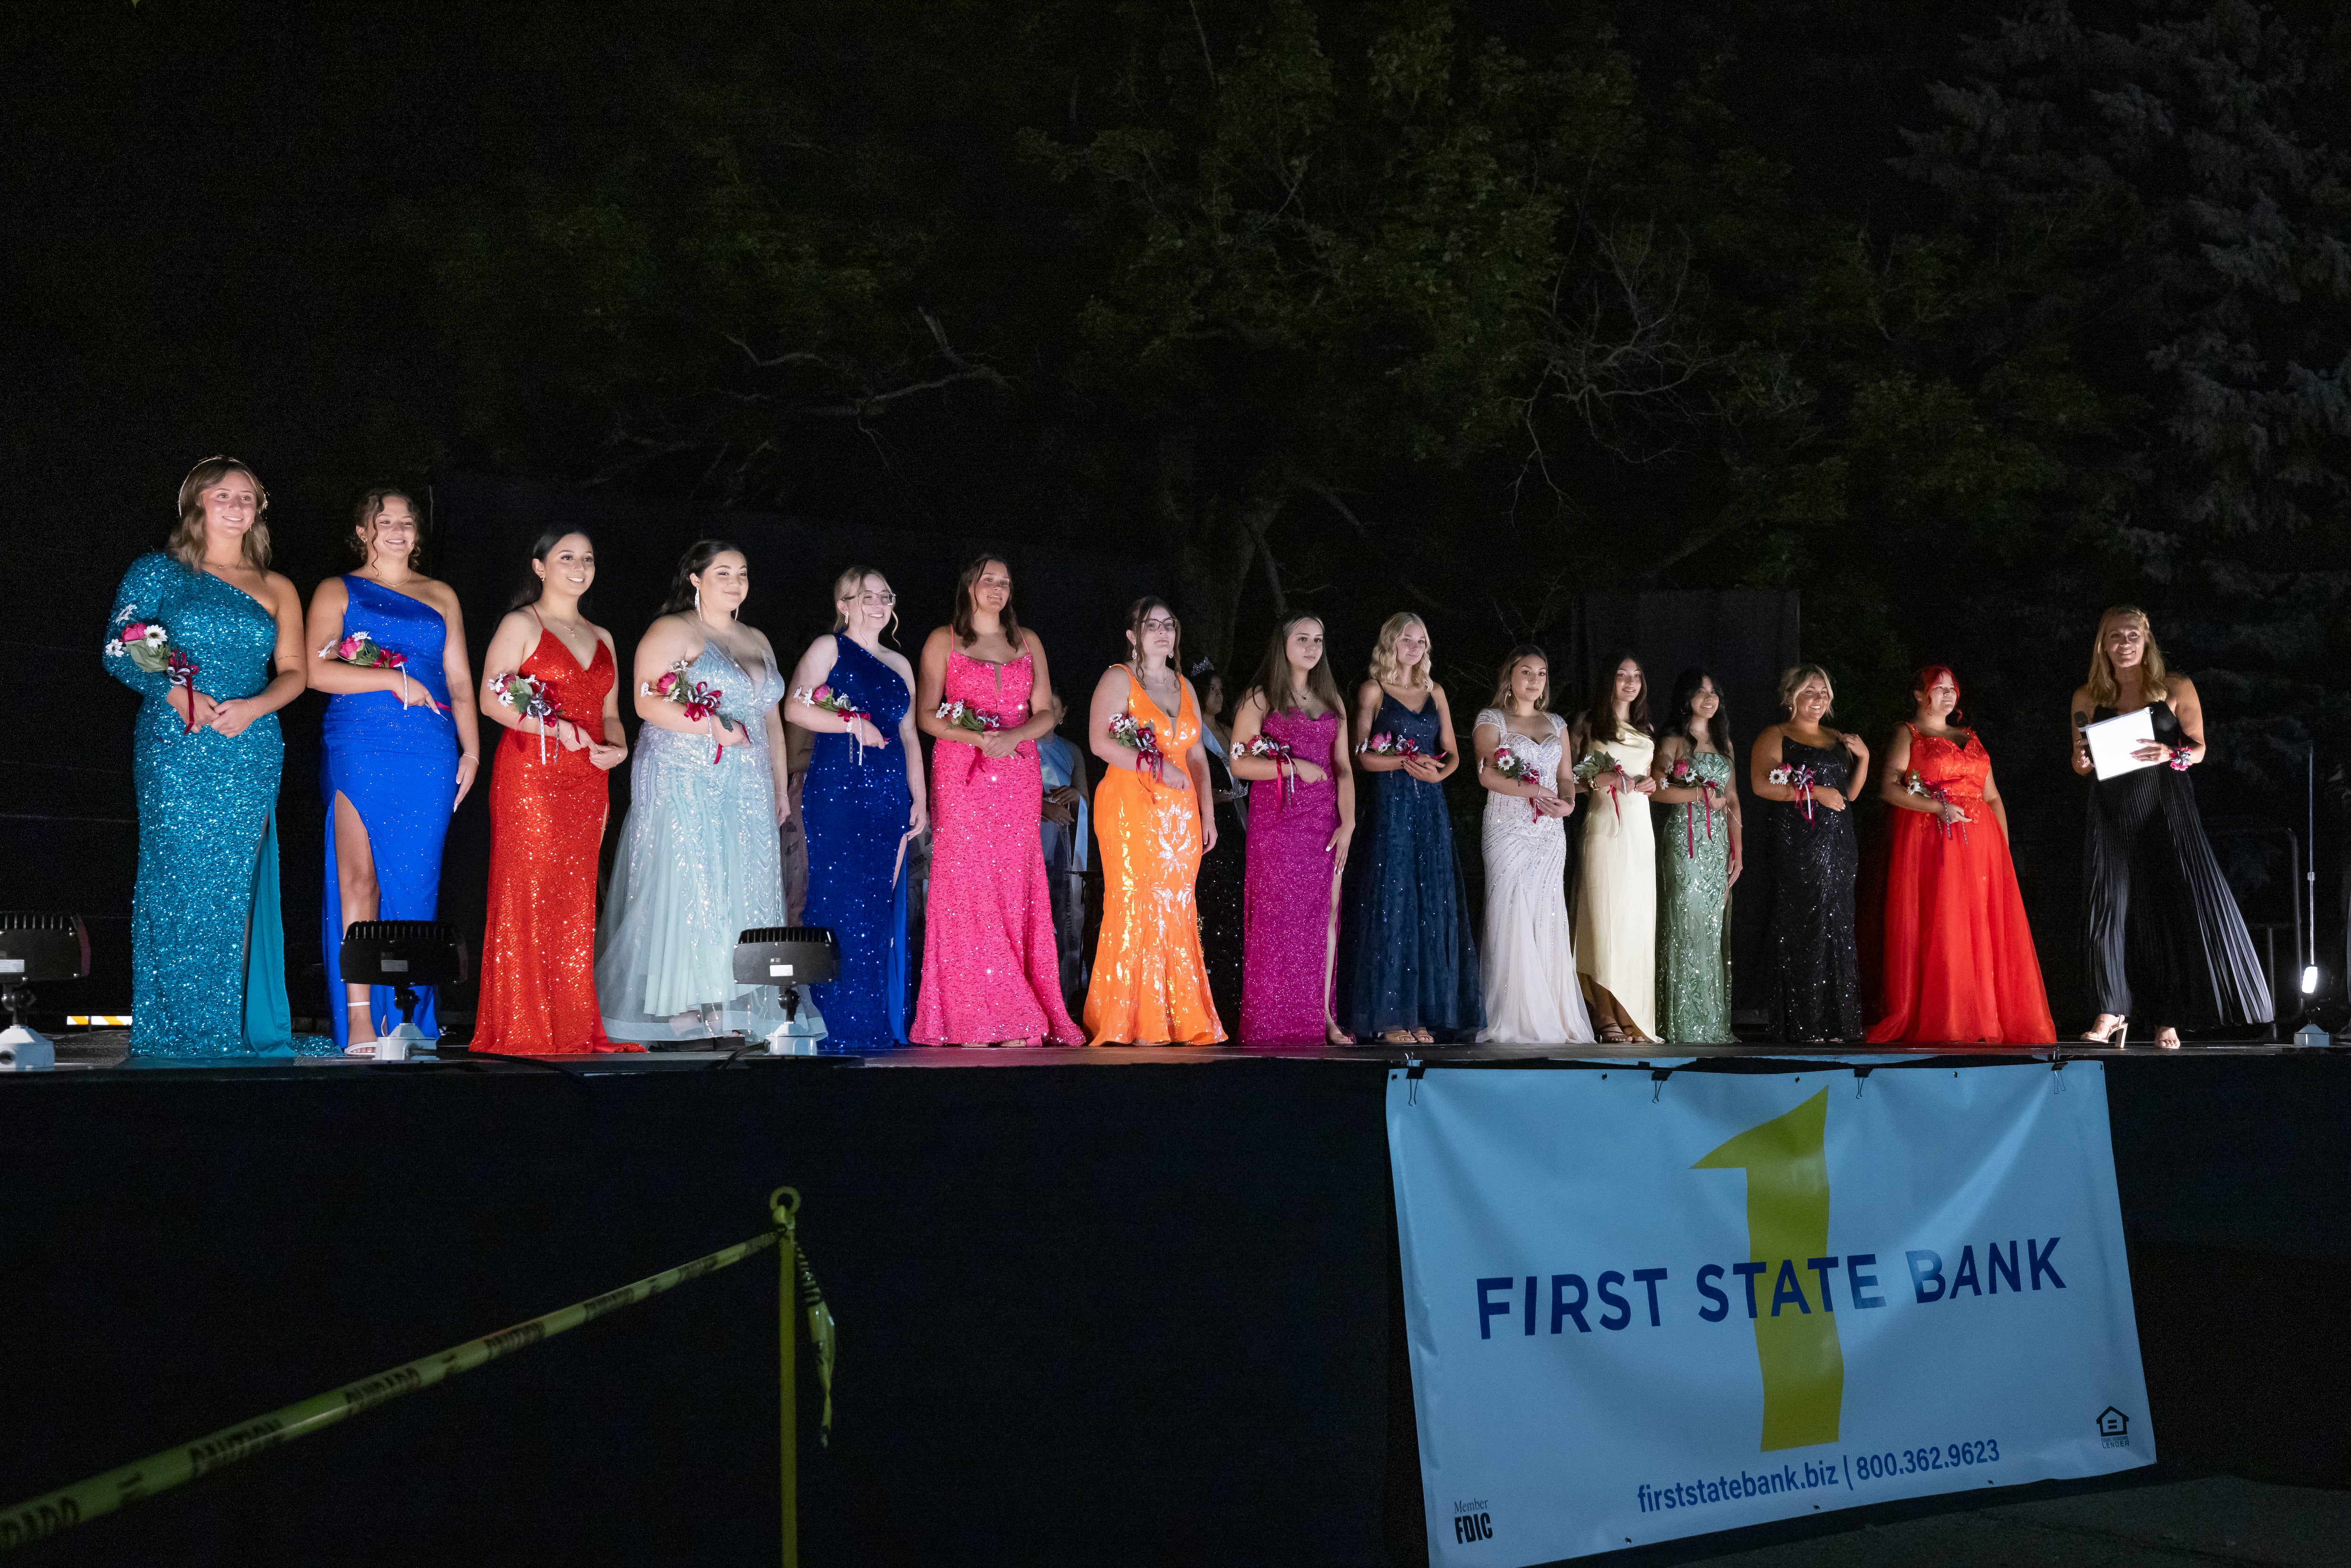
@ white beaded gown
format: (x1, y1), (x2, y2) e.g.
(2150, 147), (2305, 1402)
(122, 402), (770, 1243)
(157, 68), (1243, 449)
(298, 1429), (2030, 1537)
(1475, 711), (1594, 1045)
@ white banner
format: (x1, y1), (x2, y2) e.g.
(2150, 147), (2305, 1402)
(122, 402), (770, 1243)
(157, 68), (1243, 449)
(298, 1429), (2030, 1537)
(1388, 1061), (2153, 1565)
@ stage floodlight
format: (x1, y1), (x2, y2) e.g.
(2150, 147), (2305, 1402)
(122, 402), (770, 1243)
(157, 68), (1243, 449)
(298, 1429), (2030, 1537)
(339, 920), (468, 1059)
(732, 926), (839, 1055)
(0, 913), (90, 1071)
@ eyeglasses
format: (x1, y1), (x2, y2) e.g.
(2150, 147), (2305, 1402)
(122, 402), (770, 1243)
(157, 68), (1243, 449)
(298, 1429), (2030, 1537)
(1140, 617), (1178, 632)
(857, 591), (897, 607)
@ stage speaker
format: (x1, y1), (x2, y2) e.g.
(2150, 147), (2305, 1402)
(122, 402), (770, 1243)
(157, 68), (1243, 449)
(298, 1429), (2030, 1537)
(339, 920), (468, 1059)
(733, 926), (839, 1055)
(0, 913), (90, 1071)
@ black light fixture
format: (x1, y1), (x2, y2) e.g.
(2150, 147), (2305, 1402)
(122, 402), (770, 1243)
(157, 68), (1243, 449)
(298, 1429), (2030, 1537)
(732, 926), (839, 1054)
(0, 913), (90, 1071)
(339, 920), (468, 1059)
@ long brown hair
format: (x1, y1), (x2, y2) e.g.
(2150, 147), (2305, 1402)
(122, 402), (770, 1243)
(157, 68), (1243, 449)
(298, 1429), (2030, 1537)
(659, 538), (745, 616)
(1123, 595), (1182, 672)
(168, 457), (271, 571)
(348, 487), (426, 571)
(1245, 612), (1346, 719)
(2086, 605), (2171, 706)
(950, 552), (1022, 650)
(1582, 651), (1652, 741)
(1488, 643), (1554, 714)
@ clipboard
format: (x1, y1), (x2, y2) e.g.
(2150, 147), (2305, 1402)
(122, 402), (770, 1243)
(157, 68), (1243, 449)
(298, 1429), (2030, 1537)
(2082, 708), (2160, 781)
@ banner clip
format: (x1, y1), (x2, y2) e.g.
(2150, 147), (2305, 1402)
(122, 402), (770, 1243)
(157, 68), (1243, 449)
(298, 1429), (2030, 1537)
(1854, 1066), (1874, 1099)
(1405, 1056), (1425, 1104)
(1649, 1067), (1673, 1103)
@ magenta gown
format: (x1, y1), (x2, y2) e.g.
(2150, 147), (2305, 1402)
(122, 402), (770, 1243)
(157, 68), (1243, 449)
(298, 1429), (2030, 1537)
(1238, 708), (1343, 1044)
(911, 646), (1085, 1045)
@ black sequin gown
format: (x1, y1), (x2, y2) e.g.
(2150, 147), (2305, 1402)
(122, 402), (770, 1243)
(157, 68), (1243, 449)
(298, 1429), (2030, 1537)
(1766, 735), (1863, 1041)
(2084, 702), (2272, 1029)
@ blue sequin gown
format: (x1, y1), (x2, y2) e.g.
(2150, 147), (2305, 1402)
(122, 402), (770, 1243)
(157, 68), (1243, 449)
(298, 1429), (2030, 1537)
(320, 576), (461, 1050)
(594, 639), (789, 1041)
(801, 637), (914, 1049)
(105, 552), (323, 1057)
(1341, 692), (1483, 1040)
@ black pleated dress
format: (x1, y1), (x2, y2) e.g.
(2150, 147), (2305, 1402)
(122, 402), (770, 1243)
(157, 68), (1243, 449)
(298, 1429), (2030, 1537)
(2083, 701), (2272, 1030)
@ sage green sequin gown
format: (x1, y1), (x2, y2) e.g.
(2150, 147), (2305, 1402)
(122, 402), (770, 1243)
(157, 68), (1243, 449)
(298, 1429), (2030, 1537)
(1656, 749), (1734, 1042)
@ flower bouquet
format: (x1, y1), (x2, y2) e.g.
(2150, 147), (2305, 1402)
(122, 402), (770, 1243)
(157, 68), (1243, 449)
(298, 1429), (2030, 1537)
(1483, 744), (1543, 821)
(645, 660), (729, 764)
(106, 605), (201, 733)
(1573, 749), (1633, 819)
(1904, 768), (1970, 842)
(1109, 710), (1168, 786)
(1243, 733), (1301, 801)
(937, 698), (1003, 780)
(320, 629), (444, 712)
(795, 683), (874, 764)
(1768, 762), (1818, 823)
(489, 670), (565, 761)
(1667, 756), (1723, 857)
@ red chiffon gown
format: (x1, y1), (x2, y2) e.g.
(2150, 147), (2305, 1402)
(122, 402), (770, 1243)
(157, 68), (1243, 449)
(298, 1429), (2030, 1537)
(472, 622), (639, 1055)
(1868, 726), (2055, 1045)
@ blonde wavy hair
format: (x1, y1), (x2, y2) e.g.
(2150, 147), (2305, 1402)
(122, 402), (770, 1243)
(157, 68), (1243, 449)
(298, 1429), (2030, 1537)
(168, 457), (271, 572)
(1777, 662), (1836, 720)
(2086, 605), (2170, 707)
(1369, 612), (1432, 689)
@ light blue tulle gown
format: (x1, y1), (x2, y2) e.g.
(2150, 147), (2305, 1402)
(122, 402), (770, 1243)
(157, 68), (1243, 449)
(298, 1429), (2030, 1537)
(801, 637), (913, 1050)
(105, 552), (326, 1057)
(594, 639), (790, 1041)
(320, 576), (461, 1050)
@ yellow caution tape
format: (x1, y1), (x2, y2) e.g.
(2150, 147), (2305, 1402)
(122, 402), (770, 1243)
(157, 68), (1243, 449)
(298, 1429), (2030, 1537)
(2, 1198), (831, 1558)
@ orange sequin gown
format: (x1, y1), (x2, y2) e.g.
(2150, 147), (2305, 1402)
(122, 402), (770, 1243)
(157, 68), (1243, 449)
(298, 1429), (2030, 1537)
(1082, 670), (1226, 1045)
(473, 626), (638, 1055)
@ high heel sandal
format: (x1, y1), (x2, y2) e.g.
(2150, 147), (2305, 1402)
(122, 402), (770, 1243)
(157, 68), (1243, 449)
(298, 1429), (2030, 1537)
(1597, 1021), (1629, 1045)
(345, 1000), (377, 1043)
(1325, 1018), (1357, 1047)
(2079, 1014), (2127, 1047)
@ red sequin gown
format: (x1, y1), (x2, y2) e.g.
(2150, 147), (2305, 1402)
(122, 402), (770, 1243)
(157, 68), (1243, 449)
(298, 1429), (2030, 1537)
(1868, 726), (2056, 1045)
(911, 646), (1085, 1045)
(473, 627), (636, 1054)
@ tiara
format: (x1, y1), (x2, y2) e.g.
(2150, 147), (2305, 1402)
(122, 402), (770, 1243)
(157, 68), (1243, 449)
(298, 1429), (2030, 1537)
(1189, 657), (1216, 678)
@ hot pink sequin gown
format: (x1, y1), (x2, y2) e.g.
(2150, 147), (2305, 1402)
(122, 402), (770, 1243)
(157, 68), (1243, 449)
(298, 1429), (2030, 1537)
(911, 646), (1085, 1045)
(1238, 708), (1343, 1044)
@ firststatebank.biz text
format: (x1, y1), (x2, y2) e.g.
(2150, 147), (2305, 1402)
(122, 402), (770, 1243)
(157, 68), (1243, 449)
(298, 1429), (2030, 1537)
(1637, 1441), (2001, 1515)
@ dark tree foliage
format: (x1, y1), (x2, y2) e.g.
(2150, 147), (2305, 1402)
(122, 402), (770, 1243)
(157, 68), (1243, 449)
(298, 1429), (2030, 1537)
(11, 0), (2351, 846)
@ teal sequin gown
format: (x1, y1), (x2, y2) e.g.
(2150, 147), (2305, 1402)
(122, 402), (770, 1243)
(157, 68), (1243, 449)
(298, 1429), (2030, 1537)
(105, 552), (325, 1057)
(594, 639), (790, 1041)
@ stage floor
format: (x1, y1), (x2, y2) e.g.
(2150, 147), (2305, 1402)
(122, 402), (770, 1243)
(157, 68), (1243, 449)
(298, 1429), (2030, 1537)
(36, 1027), (2348, 1074)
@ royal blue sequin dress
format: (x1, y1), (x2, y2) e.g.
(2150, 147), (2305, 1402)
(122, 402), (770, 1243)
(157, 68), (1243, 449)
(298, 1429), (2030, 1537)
(320, 575), (461, 1050)
(802, 637), (913, 1049)
(1341, 691), (1483, 1040)
(105, 552), (323, 1057)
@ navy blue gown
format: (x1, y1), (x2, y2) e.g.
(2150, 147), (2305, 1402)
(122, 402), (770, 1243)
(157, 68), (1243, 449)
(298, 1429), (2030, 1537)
(1342, 691), (1483, 1040)
(321, 576), (461, 1050)
(802, 637), (914, 1048)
